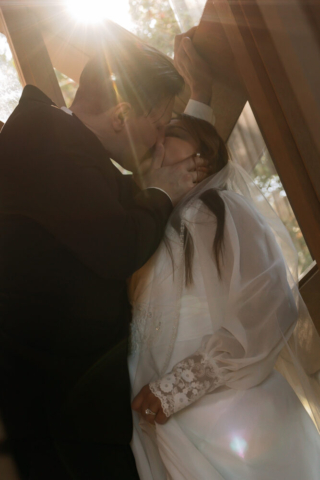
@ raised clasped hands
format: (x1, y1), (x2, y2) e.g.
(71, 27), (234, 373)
(132, 384), (169, 425)
(174, 26), (214, 105)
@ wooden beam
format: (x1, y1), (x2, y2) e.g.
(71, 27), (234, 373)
(41, 29), (87, 85)
(33, 4), (191, 113)
(300, 267), (320, 335)
(213, 0), (320, 267)
(0, 5), (65, 107)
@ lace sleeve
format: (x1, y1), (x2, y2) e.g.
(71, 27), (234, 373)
(149, 352), (222, 417)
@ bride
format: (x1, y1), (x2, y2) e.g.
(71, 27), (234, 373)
(128, 114), (320, 479)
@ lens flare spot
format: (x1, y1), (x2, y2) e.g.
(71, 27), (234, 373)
(230, 436), (248, 459)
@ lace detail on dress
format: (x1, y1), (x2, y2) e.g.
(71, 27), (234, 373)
(129, 221), (186, 366)
(129, 304), (162, 354)
(149, 352), (222, 417)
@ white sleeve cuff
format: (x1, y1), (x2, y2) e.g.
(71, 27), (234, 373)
(184, 100), (215, 125)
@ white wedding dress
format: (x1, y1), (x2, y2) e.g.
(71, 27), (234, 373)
(128, 163), (320, 480)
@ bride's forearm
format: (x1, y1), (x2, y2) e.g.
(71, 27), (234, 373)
(149, 352), (221, 417)
(190, 89), (212, 106)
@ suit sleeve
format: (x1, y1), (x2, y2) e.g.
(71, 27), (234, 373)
(1, 109), (172, 280)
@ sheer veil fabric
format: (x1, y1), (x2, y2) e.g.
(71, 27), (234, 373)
(128, 160), (320, 479)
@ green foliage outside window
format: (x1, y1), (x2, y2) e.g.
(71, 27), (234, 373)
(54, 69), (78, 108)
(128, 0), (181, 57)
(251, 151), (313, 276)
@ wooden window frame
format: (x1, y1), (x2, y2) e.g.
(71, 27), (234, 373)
(194, 0), (320, 331)
(194, 0), (320, 267)
(0, 4), (65, 107)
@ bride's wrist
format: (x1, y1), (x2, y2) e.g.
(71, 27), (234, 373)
(190, 88), (212, 106)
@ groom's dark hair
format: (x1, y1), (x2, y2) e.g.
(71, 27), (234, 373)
(73, 39), (184, 115)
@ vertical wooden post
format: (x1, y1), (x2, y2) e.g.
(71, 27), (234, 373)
(0, 5), (65, 107)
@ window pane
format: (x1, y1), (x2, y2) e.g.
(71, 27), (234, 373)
(170, 0), (207, 31)
(54, 68), (78, 108)
(228, 102), (313, 277)
(128, 0), (181, 57)
(128, 0), (206, 57)
(0, 33), (23, 123)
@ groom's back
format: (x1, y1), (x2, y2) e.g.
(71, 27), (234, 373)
(0, 85), (130, 350)
(0, 85), (134, 449)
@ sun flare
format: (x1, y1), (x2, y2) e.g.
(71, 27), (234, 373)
(65, 0), (132, 28)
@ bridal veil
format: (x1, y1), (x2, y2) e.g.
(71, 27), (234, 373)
(129, 159), (320, 431)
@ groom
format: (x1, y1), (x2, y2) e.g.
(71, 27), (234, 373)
(0, 29), (213, 479)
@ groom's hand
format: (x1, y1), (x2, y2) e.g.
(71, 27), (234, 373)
(132, 385), (169, 425)
(134, 142), (209, 206)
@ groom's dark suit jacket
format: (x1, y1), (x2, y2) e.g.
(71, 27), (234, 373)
(0, 86), (172, 449)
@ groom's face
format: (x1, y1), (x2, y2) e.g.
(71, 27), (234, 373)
(120, 97), (175, 172)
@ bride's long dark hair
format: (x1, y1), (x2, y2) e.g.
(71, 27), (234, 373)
(167, 114), (229, 286)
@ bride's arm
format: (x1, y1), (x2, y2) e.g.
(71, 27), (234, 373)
(174, 27), (215, 124)
(136, 192), (298, 419)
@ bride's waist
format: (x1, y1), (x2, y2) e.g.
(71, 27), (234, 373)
(130, 317), (214, 350)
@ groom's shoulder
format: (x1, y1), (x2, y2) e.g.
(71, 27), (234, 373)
(6, 85), (65, 125)
(2, 86), (72, 145)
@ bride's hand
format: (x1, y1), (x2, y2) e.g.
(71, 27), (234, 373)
(174, 26), (214, 105)
(131, 384), (169, 425)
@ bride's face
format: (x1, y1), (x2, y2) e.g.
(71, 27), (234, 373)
(162, 119), (199, 166)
